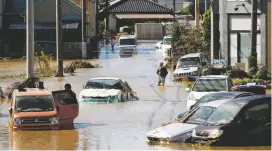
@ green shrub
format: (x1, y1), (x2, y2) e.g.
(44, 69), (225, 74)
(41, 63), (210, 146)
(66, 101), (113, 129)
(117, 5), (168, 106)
(226, 68), (248, 78)
(254, 65), (269, 80)
(248, 55), (257, 68)
(247, 67), (258, 78)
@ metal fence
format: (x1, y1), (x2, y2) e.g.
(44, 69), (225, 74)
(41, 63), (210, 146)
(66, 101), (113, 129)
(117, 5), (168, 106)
(135, 23), (164, 40)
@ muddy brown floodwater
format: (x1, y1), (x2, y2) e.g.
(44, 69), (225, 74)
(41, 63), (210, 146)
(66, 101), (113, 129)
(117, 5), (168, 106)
(0, 43), (271, 150)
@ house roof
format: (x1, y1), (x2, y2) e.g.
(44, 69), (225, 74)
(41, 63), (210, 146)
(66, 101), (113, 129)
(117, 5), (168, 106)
(101, 0), (172, 14)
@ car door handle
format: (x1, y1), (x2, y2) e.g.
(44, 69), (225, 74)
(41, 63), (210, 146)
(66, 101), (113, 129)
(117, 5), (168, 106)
(71, 106), (76, 109)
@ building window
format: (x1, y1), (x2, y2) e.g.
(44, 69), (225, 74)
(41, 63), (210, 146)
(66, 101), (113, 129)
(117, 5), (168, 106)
(230, 32), (262, 70)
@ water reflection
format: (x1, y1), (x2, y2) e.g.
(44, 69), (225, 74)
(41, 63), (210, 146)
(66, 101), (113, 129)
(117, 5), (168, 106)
(9, 128), (79, 150)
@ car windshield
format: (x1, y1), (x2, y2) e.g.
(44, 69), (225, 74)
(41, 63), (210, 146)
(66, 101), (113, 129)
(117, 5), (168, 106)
(205, 103), (241, 126)
(178, 57), (200, 67)
(163, 38), (172, 45)
(185, 106), (216, 124)
(15, 95), (54, 112)
(192, 93), (238, 109)
(192, 79), (227, 92)
(85, 79), (119, 89)
(120, 39), (136, 45)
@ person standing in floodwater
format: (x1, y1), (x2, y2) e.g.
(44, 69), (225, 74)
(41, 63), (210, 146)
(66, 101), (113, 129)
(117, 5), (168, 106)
(111, 38), (115, 51)
(64, 83), (76, 99)
(156, 62), (168, 86)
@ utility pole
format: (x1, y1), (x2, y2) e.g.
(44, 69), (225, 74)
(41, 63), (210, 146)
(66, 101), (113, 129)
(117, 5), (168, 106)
(173, 0), (176, 22)
(205, 0), (208, 11)
(195, 0), (200, 27)
(82, 0), (87, 59)
(251, 0), (257, 67)
(56, 0), (63, 77)
(26, 0), (34, 78)
(105, 0), (109, 45)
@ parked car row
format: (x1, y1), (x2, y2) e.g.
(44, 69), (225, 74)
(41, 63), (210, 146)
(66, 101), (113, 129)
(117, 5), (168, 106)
(146, 94), (271, 146)
(146, 74), (270, 146)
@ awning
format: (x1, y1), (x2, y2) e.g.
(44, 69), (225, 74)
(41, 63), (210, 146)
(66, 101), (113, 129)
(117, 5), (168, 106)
(9, 23), (79, 29)
(115, 14), (174, 19)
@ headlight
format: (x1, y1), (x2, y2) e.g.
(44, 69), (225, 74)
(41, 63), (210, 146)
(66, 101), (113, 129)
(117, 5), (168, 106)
(51, 117), (59, 125)
(208, 129), (223, 139)
(14, 118), (21, 126)
(188, 93), (196, 101)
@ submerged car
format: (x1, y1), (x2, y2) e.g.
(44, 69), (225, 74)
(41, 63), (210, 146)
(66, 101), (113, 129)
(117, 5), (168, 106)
(79, 77), (137, 102)
(146, 99), (231, 143)
(176, 91), (255, 119)
(191, 94), (271, 146)
(185, 75), (234, 110)
(8, 88), (79, 130)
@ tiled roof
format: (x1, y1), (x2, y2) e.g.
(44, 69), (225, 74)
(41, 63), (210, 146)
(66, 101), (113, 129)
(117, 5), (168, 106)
(107, 0), (172, 13)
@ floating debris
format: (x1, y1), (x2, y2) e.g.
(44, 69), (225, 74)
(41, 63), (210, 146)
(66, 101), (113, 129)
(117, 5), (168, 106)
(3, 77), (40, 99)
(64, 61), (98, 73)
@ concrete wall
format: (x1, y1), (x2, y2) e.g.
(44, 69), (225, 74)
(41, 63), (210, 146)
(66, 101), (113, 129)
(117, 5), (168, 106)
(135, 23), (163, 40)
(218, 0), (268, 68)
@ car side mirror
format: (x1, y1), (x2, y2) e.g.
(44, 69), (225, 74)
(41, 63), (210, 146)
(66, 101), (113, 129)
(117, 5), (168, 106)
(185, 88), (191, 92)
(161, 42), (163, 44)
(56, 107), (60, 112)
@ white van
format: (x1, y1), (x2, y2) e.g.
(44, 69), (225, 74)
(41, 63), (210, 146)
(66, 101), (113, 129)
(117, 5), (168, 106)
(172, 52), (210, 81)
(161, 36), (172, 57)
(117, 35), (137, 54)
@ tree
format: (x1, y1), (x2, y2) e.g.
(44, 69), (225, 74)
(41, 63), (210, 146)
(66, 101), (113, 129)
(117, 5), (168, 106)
(171, 21), (207, 55)
(202, 9), (211, 53)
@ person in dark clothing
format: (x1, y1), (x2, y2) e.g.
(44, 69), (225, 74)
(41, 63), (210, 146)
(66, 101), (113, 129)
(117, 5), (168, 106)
(64, 83), (76, 99)
(157, 62), (168, 86)
(38, 81), (45, 89)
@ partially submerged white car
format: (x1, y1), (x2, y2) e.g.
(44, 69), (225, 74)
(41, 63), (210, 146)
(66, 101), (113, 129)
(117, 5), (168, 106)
(161, 36), (172, 57)
(79, 77), (137, 102)
(185, 75), (233, 110)
(146, 99), (231, 143)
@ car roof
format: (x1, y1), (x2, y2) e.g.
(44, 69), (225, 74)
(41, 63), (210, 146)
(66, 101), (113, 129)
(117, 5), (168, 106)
(226, 94), (271, 107)
(201, 94), (271, 109)
(15, 88), (52, 96)
(205, 91), (254, 96)
(198, 75), (229, 79)
(181, 53), (202, 58)
(163, 36), (172, 39)
(89, 77), (120, 81)
(119, 35), (136, 39)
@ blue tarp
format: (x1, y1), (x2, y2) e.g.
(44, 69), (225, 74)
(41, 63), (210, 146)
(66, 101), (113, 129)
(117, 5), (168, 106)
(9, 23), (79, 29)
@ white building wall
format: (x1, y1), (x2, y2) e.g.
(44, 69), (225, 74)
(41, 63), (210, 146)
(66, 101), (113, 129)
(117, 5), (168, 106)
(109, 14), (117, 32)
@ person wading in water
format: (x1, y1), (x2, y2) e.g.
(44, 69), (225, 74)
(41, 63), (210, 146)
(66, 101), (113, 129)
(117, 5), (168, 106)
(64, 83), (76, 99)
(156, 62), (168, 86)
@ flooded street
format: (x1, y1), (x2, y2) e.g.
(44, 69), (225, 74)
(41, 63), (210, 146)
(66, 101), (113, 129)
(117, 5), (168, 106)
(0, 42), (270, 150)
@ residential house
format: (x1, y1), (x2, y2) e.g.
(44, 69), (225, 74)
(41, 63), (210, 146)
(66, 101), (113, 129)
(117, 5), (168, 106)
(211, 0), (270, 71)
(99, 0), (173, 33)
(1, 0), (89, 59)
(151, 0), (191, 11)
